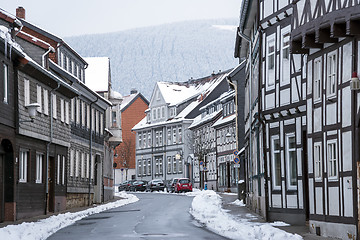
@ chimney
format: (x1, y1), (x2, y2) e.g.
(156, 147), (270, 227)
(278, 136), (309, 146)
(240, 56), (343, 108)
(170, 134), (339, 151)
(130, 88), (138, 94)
(16, 7), (25, 19)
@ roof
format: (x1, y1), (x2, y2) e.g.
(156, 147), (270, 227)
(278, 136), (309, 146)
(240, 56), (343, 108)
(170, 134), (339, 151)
(212, 114), (236, 128)
(188, 109), (222, 129)
(84, 57), (110, 92)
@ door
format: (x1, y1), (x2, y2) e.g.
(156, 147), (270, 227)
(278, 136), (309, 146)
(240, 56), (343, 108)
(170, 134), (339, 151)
(302, 130), (309, 221)
(48, 156), (55, 213)
(0, 154), (4, 222)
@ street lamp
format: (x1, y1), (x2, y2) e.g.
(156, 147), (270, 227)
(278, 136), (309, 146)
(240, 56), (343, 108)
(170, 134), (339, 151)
(20, 103), (40, 123)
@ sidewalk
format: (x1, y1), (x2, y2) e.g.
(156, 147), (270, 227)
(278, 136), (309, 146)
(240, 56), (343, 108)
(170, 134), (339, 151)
(219, 193), (336, 240)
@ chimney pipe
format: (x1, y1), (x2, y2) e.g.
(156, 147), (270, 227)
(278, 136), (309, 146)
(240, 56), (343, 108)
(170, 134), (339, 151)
(16, 7), (25, 19)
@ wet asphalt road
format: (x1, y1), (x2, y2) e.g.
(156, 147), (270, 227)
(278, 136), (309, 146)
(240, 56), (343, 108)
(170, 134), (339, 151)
(47, 192), (228, 240)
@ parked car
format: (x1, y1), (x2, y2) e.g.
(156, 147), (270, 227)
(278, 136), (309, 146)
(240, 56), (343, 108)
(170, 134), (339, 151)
(174, 178), (192, 193)
(167, 178), (180, 193)
(129, 180), (148, 192)
(147, 179), (165, 192)
(118, 180), (137, 191)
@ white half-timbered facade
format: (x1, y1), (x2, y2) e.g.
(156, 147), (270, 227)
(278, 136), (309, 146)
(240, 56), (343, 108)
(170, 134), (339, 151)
(291, 0), (360, 238)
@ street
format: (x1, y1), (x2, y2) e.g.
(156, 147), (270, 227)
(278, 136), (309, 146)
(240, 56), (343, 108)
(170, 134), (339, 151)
(47, 192), (228, 240)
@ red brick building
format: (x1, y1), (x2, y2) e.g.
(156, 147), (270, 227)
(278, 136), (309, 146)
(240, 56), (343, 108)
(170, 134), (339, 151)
(114, 90), (148, 184)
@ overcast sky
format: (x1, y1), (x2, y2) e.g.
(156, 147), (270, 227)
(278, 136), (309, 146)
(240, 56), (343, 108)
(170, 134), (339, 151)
(1, 0), (241, 37)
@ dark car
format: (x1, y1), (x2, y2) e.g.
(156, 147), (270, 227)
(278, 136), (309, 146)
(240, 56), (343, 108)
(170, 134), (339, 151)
(174, 178), (192, 193)
(147, 179), (165, 192)
(167, 178), (180, 193)
(118, 180), (137, 191)
(129, 180), (148, 192)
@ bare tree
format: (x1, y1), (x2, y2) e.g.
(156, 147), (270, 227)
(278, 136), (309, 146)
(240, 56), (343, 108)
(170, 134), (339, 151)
(115, 138), (134, 180)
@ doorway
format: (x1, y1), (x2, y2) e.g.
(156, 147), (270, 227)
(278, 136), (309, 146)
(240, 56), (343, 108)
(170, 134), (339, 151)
(0, 154), (4, 222)
(302, 130), (309, 221)
(47, 156), (55, 213)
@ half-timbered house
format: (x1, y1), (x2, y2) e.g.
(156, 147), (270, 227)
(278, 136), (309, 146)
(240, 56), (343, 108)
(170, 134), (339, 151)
(291, 0), (360, 238)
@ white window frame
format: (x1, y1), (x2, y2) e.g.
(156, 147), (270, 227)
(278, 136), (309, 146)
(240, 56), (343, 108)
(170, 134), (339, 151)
(173, 156), (177, 173)
(65, 101), (69, 124)
(96, 111), (99, 133)
(81, 101), (85, 126)
(138, 160), (142, 177)
(314, 58), (322, 102)
(327, 140), (338, 180)
(286, 133), (297, 190)
(100, 113), (103, 135)
(36, 153), (43, 183)
(167, 128), (171, 145)
(3, 64), (8, 103)
(52, 94), (57, 119)
(76, 99), (80, 124)
(143, 159), (147, 176)
(70, 149), (74, 177)
(24, 79), (30, 106)
(43, 89), (48, 115)
(60, 98), (65, 122)
(167, 156), (172, 174)
(71, 98), (75, 121)
(57, 155), (61, 185)
(178, 127), (182, 143)
(86, 153), (89, 179)
(37, 85), (42, 113)
(314, 142), (322, 180)
(173, 128), (177, 144)
(62, 156), (66, 185)
(327, 52), (337, 97)
(19, 150), (28, 183)
(267, 35), (276, 87)
(271, 136), (281, 190)
(147, 159), (151, 175)
(81, 152), (85, 178)
(87, 105), (90, 128)
(138, 133), (142, 149)
(75, 151), (79, 177)
(280, 27), (290, 84)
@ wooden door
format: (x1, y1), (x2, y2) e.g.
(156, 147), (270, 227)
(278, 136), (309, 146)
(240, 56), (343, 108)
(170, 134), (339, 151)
(48, 157), (55, 213)
(0, 154), (3, 222)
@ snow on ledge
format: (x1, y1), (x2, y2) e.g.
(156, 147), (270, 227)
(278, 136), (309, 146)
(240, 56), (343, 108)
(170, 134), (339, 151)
(0, 192), (138, 240)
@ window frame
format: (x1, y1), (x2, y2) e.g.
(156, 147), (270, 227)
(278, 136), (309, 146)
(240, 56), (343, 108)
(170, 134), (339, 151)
(285, 133), (297, 190)
(314, 142), (322, 180)
(266, 35), (276, 87)
(280, 27), (290, 85)
(327, 140), (338, 180)
(36, 153), (43, 183)
(271, 136), (281, 190)
(326, 51), (337, 98)
(313, 58), (322, 102)
(19, 150), (29, 183)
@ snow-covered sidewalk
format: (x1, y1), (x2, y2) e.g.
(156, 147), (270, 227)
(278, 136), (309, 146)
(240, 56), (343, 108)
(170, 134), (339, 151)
(189, 190), (303, 240)
(0, 192), (138, 240)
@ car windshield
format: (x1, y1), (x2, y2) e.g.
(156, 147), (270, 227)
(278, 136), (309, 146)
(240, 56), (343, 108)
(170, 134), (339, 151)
(179, 179), (190, 184)
(153, 179), (163, 183)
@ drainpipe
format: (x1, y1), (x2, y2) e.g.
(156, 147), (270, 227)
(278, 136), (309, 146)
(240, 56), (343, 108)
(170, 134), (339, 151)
(42, 46), (55, 68)
(89, 96), (99, 206)
(238, 29), (252, 201)
(45, 82), (60, 214)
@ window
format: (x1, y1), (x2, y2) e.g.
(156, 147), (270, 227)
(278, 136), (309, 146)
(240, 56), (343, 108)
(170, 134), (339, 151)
(272, 136), (281, 189)
(65, 101), (69, 124)
(167, 156), (172, 174)
(155, 131), (159, 147)
(167, 128), (171, 145)
(314, 143), (322, 179)
(155, 159), (159, 174)
(37, 85), (42, 113)
(267, 37), (275, 86)
(75, 151), (79, 177)
(173, 128), (177, 144)
(62, 156), (65, 185)
(81, 101), (85, 126)
(112, 111), (117, 127)
(71, 99), (75, 121)
(19, 150), (28, 182)
(162, 106), (165, 118)
(143, 133), (147, 148)
(327, 52), (337, 97)
(52, 94), (57, 119)
(178, 128), (182, 143)
(157, 108), (160, 119)
(281, 31), (290, 83)
(327, 141), (338, 179)
(24, 79), (30, 106)
(57, 155), (61, 185)
(36, 153), (43, 183)
(91, 155), (95, 180)
(314, 58), (322, 101)
(91, 108), (95, 130)
(138, 133), (142, 149)
(178, 158), (183, 173)
(286, 134), (297, 189)
(159, 158), (163, 174)
(143, 159), (146, 176)
(70, 149), (74, 177)
(100, 113), (103, 135)
(147, 159), (151, 175)
(60, 98), (65, 122)
(159, 131), (163, 146)
(96, 111), (99, 133)
(81, 152), (85, 178)
(148, 132), (151, 147)
(87, 105), (90, 128)
(173, 156), (177, 173)
(152, 109), (156, 120)
(86, 153), (89, 179)
(76, 99), (80, 124)
(138, 160), (142, 177)
(43, 89), (49, 115)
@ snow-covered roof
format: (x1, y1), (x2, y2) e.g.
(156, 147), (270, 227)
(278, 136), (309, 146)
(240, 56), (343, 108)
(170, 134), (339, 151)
(188, 109), (222, 129)
(120, 93), (138, 111)
(158, 71), (229, 106)
(212, 114), (236, 128)
(110, 89), (123, 100)
(84, 57), (110, 92)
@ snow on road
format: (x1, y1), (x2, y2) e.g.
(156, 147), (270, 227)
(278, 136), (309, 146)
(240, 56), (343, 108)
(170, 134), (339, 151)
(189, 190), (303, 240)
(0, 192), (138, 240)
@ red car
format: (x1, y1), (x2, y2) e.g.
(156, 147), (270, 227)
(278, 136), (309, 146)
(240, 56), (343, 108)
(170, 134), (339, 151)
(175, 178), (192, 193)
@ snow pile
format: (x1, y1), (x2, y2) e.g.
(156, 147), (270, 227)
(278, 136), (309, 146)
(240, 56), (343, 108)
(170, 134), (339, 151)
(230, 199), (246, 207)
(189, 190), (302, 240)
(0, 192), (138, 240)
